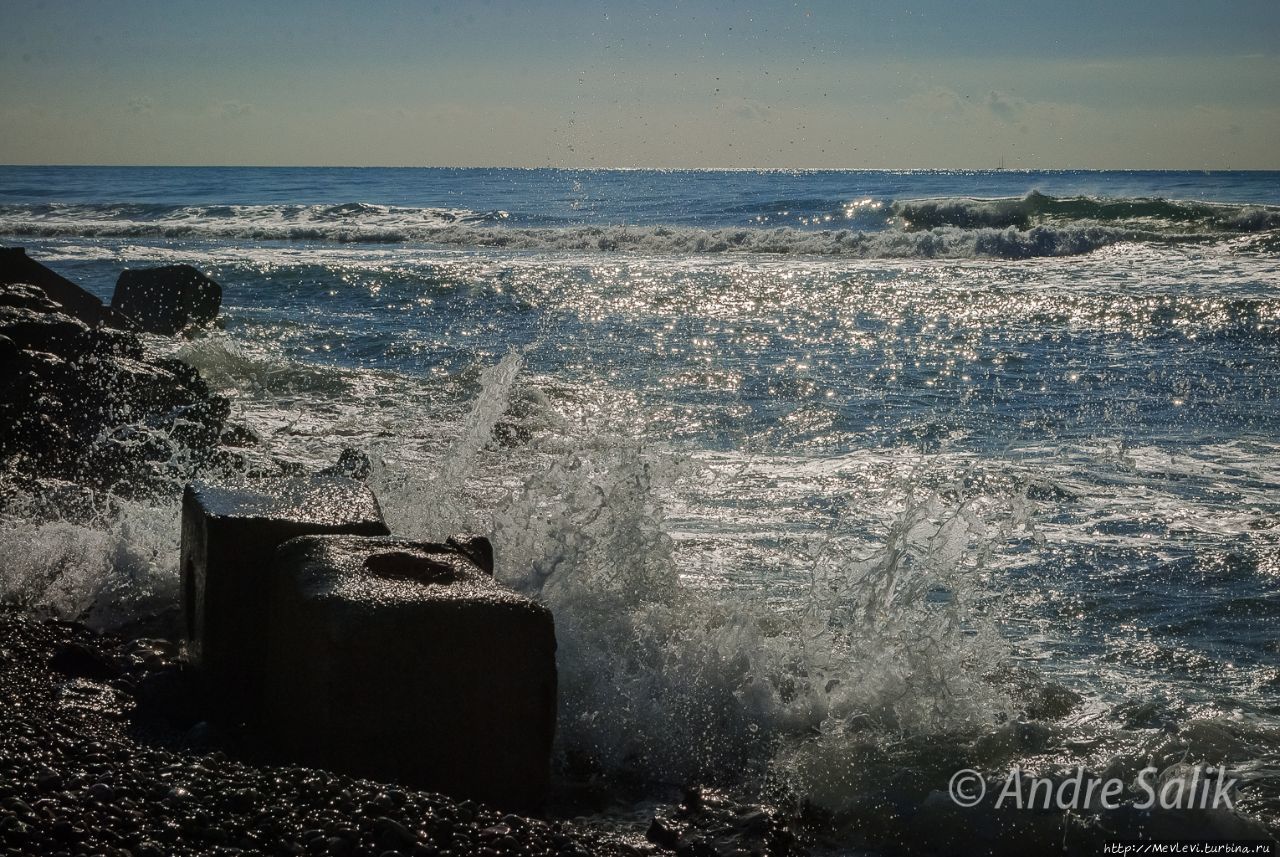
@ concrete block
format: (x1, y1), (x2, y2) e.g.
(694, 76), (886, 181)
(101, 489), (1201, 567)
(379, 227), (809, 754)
(112, 264), (222, 334)
(180, 477), (390, 721)
(265, 535), (557, 810)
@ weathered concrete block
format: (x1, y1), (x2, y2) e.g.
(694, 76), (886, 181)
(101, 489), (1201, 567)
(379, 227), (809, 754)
(181, 478), (390, 721)
(265, 535), (557, 810)
(112, 264), (222, 335)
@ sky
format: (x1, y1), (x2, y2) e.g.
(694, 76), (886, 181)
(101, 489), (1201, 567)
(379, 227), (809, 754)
(2, 0), (1278, 169)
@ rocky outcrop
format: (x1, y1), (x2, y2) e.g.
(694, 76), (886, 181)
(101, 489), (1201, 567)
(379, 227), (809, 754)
(0, 269), (233, 502)
(0, 309), (227, 503)
(0, 247), (134, 329)
(111, 264), (222, 335)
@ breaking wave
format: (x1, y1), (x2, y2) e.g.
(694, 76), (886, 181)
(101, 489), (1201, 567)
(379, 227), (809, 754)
(891, 190), (1280, 232)
(364, 355), (1025, 793)
(0, 492), (182, 630)
(2, 192), (1276, 259)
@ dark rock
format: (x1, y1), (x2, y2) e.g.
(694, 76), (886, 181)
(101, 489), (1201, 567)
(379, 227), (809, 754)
(372, 816), (417, 851)
(647, 788), (796, 857)
(264, 535), (557, 811)
(180, 478), (391, 722)
(0, 247), (134, 329)
(35, 770), (63, 792)
(88, 783), (115, 803)
(1025, 682), (1083, 720)
(219, 423), (261, 448)
(49, 643), (119, 682)
(0, 304), (91, 358)
(646, 817), (682, 851)
(733, 808), (772, 836)
(121, 636), (179, 666)
(675, 839), (717, 857)
(111, 264), (222, 335)
(0, 276), (231, 496)
(446, 533), (495, 576)
(77, 430), (174, 495)
(0, 281), (59, 313)
(318, 447), (373, 481)
(0, 333), (16, 369)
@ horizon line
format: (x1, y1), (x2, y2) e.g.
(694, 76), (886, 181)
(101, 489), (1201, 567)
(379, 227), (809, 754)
(3, 163), (1279, 173)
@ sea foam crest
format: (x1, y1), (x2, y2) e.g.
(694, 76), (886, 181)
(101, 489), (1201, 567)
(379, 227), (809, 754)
(892, 191), (1280, 232)
(3, 193), (1275, 259)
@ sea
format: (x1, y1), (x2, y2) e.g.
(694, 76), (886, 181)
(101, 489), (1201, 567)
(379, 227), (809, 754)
(2, 166), (1279, 851)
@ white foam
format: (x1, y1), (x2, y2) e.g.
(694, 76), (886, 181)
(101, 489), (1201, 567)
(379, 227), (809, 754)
(0, 495), (180, 630)
(0, 201), (1237, 259)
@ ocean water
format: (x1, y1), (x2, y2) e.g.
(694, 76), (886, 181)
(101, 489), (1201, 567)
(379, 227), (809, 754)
(2, 167), (1279, 849)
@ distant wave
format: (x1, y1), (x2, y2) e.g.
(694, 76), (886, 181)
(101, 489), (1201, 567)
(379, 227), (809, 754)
(1, 194), (1276, 259)
(891, 190), (1280, 233)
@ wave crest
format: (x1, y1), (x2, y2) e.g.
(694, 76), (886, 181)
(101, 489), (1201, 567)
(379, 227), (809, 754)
(893, 190), (1280, 233)
(2, 193), (1276, 259)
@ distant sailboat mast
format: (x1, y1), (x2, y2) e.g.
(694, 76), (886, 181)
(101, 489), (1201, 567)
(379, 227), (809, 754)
(996, 155), (1005, 171)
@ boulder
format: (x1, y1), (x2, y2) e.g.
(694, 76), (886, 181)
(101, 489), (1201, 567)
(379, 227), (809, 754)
(264, 535), (556, 810)
(318, 446), (373, 480)
(180, 478), (390, 722)
(112, 264), (222, 335)
(0, 257), (246, 514)
(446, 532), (495, 575)
(0, 246), (133, 329)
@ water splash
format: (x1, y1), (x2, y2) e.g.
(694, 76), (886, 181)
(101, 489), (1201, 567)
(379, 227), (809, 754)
(0, 495), (181, 630)
(378, 350), (525, 539)
(491, 428), (1020, 794)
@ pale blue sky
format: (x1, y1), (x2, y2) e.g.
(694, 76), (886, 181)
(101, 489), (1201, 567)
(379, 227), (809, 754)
(3, 1), (1277, 168)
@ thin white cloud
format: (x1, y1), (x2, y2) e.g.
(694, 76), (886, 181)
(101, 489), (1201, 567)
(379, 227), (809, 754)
(985, 90), (1024, 122)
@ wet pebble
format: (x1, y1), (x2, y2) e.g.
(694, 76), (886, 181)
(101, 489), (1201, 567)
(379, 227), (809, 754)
(0, 613), (682, 857)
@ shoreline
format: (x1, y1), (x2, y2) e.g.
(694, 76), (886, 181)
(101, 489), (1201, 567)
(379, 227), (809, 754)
(0, 610), (649, 857)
